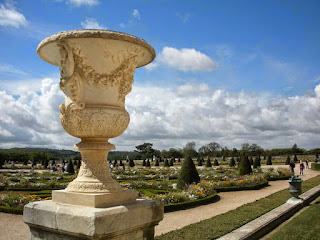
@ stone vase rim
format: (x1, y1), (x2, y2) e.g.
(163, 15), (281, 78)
(37, 29), (156, 68)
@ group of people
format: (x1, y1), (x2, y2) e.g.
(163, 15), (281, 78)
(289, 160), (309, 175)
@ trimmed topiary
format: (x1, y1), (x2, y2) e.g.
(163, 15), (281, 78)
(155, 158), (159, 166)
(206, 157), (212, 167)
(76, 159), (81, 169)
(294, 154), (298, 163)
(164, 158), (170, 167)
(113, 160), (118, 166)
(238, 155), (252, 175)
(177, 155), (200, 189)
(146, 159), (151, 167)
(229, 157), (236, 167)
(129, 159), (135, 167)
(213, 159), (219, 166)
(178, 157), (181, 163)
(119, 160), (123, 166)
(170, 158), (174, 166)
(66, 159), (75, 174)
(197, 157), (202, 166)
(266, 155), (272, 165)
(285, 155), (290, 165)
(253, 157), (259, 169)
(249, 157), (253, 166)
(142, 159), (146, 166)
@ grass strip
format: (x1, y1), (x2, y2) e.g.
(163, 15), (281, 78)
(155, 175), (320, 240)
(267, 198), (320, 240)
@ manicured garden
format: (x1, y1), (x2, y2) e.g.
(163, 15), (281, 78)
(0, 162), (293, 214)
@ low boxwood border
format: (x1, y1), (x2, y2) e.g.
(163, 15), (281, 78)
(164, 192), (219, 213)
(311, 163), (320, 171)
(266, 176), (291, 181)
(214, 181), (268, 192)
(0, 206), (23, 215)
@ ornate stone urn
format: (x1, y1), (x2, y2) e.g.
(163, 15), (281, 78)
(24, 30), (163, 240)
(36, 30), (155, 207)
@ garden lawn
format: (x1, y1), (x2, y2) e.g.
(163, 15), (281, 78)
(266, 198), (320, 240)
(155, 175), (320, 240)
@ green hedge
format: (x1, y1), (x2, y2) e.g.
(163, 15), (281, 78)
(311, 163), (320, 171)
(214, 181), (268, 192)
(164, 192), (219, 213)
(0, 206), (23, 215)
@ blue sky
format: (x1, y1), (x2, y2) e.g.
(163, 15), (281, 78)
(1, 0), (320, 151)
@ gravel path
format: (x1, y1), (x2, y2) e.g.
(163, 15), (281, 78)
(0, 165), (318, 240)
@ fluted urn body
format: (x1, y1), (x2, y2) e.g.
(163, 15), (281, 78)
(37, 30), (155, 206)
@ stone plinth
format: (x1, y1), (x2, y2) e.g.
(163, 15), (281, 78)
(24, 199), (163, 240)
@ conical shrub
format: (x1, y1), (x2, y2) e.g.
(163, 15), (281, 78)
(213, 158), (219, 166)
(285, 156), (290, 165)
(294, 155), (298, 163)
(197, 157), (202, 166)
(170, 158), (174, 166)
(177, 155), (200, 189)
(142, 159), (146, 166)
(238, 155), (252, 175)
(146, 159), (151, 167)
(229, 157), (236, 167)
(129, 159), (135, 167)
(206, 157), (212, 167)
(253, 156), (259, 169)
(164, 158), (170, 167)
(155, 158), (159, 166)
(66, 159), (75, 174)
(267, 155), (272, 165)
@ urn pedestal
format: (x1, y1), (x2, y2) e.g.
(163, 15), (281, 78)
(23, 30), (163, 240)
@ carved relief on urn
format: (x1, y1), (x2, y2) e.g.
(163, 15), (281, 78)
(36, 30), (155, 206)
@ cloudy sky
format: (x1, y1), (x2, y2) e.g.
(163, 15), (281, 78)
(1, 0), (320, 151)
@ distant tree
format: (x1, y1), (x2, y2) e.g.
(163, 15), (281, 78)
(238, 155), (252, 175)
(285, 156), (291, 165)
(213, 158), (219, 166)
(177, 155), (200, 189)
(66, 159), (75, 174)
(294, 155), (298, 163)
(205, 157), (212, 167)
(183, 142), (198, 158)
(229, 157), (236, 167)
(267, 155), (272, 165)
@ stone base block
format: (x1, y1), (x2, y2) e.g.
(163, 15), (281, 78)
(24, 199), (164, 240)
(52, 189), (137, 208)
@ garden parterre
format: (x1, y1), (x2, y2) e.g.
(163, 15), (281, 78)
(0, 166), (293, 211)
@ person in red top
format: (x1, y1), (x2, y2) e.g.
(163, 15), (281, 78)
(299, 161), (305, 175)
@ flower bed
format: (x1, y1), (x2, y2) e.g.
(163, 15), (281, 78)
(0, 193), (51, 214)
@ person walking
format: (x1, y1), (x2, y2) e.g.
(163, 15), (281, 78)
(289, 160), (295, 174)
(300, 161), (305, 175)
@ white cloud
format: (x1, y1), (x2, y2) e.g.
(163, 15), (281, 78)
(67, 0), (99, 6)
(0, 0), (27, 28)
(2, 78), (320, 151)
(132, 9), (140, 20)
(176, 12), (190, 23)
(0, 63), (27, 75)
(81, 17), (106, 29)
(148, 47), (218, 72)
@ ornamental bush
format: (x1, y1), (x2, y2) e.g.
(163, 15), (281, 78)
(170, 158), (174, 166)
(146, 159), (151, 167)
(142, 159), (146, 166)
(238, 155), (252, 175)
(249, 157), (253, 166)
(177, 155), (200, 189)
(197, 157), (202, 166)
(267, 155), (272, 165)
(206, 157), (212, 167)
(294, 155), (298, 163)
(229, 157), (236, 167)
(285, 155), (290, 165)
(76, 160), (81, 169)
(155, 158), (159, 166)
(164, 158), (170, 167)
(213, 159), (219, 166)
(129, 159), (135, 167)
(66, 159), (75, 174)
(253, 157), (259, 169)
